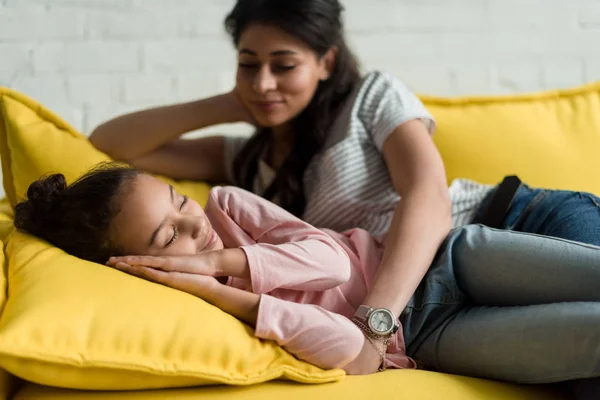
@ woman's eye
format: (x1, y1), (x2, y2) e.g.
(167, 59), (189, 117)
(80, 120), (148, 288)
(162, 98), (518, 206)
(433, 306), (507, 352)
(238, 63), (259, 69)
(275, 65), (296, 72)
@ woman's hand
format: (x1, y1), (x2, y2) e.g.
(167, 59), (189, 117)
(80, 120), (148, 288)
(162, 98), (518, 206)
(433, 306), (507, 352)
(343, 335), (384, 375)
(224, 89), (256, 126)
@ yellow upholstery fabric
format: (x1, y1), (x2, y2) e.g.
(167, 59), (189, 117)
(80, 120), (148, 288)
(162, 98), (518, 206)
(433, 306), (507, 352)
(13, 370), (570, 400)
(0, 208), (15, 400)
(0, 84), (592, 400)
(0, 228), (342, 390)
(0, 202), (17, 400)
(0, 87), (212, 209)
(423, 81), (600, 195)
(0, 200), (12, 325)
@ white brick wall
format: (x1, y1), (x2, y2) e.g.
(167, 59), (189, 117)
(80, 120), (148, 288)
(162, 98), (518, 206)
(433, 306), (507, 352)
(2, 0), (600, 133)
(1, 0), (599, 196)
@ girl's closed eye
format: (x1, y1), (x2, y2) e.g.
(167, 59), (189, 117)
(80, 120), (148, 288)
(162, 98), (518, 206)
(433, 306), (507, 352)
(180, 195), (188, 211)
(166, 226), (178, 247)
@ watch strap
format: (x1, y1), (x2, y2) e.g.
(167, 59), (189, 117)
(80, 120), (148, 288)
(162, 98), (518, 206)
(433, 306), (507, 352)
(354, 305), (371, 321)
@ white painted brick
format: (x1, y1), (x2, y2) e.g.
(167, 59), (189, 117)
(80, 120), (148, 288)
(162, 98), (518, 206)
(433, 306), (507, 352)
(33, 42), (139, 73)
(519, 32), (600, 56)
(345, 0), (488, 33)
(190, 4), (236, 36)
(2, 0), (47, 10)
(438, 34), (492, 60)
(580, 0), (600, 27)
(490, 0), (578, 30)
(48, 0), (135, 11)
(0, 43), (32, 74)
(123, 74), (177, 104)
(46, 102), (85, 132)
(217, 70), (237, 93)
(135, 0), (234, 9)
(349, 33), (437, 62)
(491, 63), (544, 94)
(176, 73), (222, 101)
(7, 76), (84, 130)
(584, 60), (600, 82)
(447, 63), (493, 95)
(7, 75), (69, 104)
(0, 11), (84, 40)
(365, 63), (453, 96)
(441, 31), (600, 60)
(143, 38), (235, 72)
(66, 74), (122, 104)
(87, 10), (193, 39)
(542, 61), (586, 89)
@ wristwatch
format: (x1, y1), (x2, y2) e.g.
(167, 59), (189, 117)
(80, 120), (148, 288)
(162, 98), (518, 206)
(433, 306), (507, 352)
(351, 305), (399, 372)
(353, 305), (399, 337)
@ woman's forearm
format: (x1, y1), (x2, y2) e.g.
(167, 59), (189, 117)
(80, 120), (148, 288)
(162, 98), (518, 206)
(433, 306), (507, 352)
(363, 187), (451, 317)
(89, 94), (237, 160)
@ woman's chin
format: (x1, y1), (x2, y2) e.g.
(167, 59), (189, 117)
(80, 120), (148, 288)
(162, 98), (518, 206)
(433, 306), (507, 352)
(253, 113), (291, 129)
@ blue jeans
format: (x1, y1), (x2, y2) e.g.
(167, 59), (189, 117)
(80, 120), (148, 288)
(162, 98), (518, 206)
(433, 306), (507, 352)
(496, 186), (600, 246)
(402, 186), (600, 384)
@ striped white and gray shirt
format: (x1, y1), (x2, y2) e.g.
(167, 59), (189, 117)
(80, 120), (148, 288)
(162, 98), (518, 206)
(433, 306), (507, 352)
(224, 71), (494, 239)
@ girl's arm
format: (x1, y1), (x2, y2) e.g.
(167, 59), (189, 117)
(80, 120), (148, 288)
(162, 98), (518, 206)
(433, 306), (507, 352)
(113, 261), (376, 371)
(204, 187), (352, 293)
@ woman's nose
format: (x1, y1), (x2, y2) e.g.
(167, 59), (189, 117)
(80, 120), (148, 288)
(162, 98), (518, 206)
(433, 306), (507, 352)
(253, 66), (277, 94)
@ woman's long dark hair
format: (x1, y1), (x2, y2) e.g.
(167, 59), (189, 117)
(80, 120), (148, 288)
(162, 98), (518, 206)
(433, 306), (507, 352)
(225, 0), (361, 217)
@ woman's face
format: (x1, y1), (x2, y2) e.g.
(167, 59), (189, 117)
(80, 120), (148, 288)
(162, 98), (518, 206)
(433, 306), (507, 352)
(235, 23), (333, 128)
(110, 175), (224, 256)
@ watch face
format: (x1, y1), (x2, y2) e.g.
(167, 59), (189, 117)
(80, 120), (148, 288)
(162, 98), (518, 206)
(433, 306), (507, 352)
(369, 309), (394, 334)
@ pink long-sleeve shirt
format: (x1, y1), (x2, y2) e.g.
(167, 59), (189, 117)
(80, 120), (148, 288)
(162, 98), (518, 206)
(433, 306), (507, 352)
(205, 186), (416, 371)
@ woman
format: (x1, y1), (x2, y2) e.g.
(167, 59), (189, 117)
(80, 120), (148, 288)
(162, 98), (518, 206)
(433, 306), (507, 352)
(88, 0), (600, 382)
(14, 165), (600, 400)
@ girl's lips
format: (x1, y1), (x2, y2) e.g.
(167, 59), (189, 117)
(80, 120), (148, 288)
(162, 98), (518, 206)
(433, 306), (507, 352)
(202, 229), (217, 251)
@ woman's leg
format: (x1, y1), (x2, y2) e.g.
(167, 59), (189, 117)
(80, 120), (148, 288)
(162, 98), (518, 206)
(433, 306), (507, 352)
(504, 187), (600, 246)
(413, 302), (600, 383)
(450, 225), (600, 306)
(411, 225), (600, 383)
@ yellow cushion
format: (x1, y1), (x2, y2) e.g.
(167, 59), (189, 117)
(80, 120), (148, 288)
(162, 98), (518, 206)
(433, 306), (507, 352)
(13, 370), (569, 400)
(0, 210), (11, 323)
(0, 228), (342, 390)
(0, 205), (15, 400)
(0, 87), (212, 209)
(423, 81), (600, 195)
(0, 87), (343, 389)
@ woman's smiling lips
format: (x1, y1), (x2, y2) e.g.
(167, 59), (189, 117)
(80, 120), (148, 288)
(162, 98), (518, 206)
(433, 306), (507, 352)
(252, 100), (284, 112)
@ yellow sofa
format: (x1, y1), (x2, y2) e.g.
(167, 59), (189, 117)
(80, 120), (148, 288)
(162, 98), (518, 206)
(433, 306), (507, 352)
(3, 79), (600, 399)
